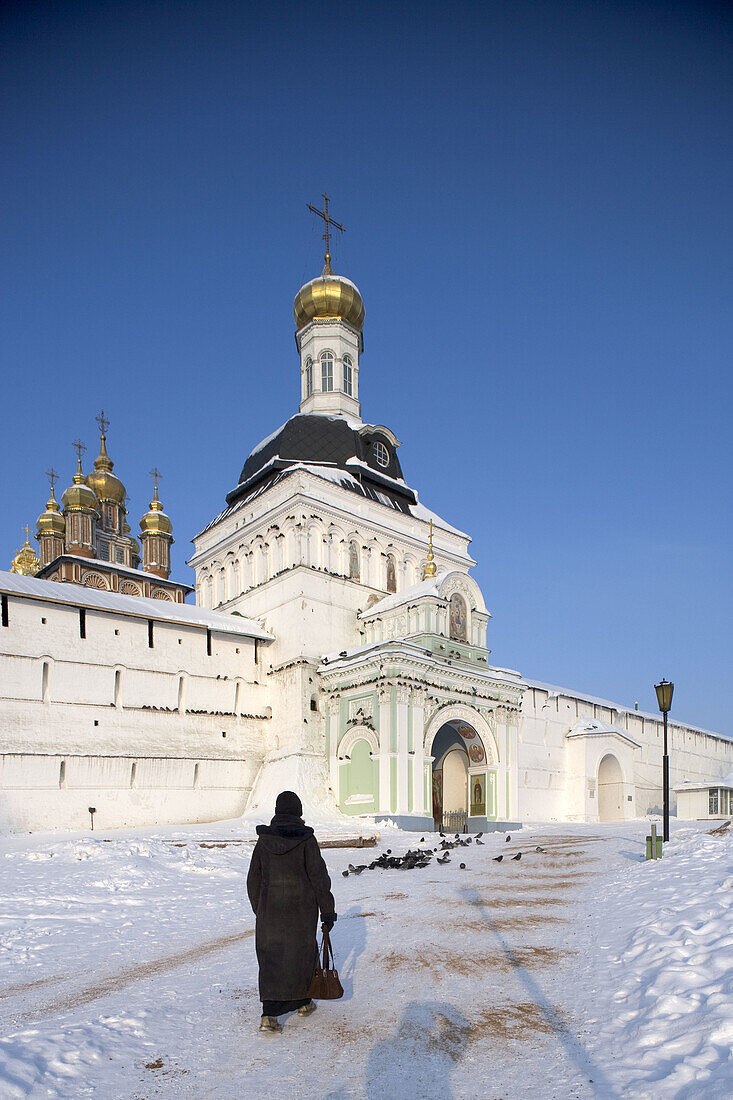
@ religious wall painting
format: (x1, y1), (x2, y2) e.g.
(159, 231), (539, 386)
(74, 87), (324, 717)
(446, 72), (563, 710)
(456, 723), (476, 740)
(449, 592), (467, 641)
(470, 773), (486, 817)
(468, 743), (485, 765)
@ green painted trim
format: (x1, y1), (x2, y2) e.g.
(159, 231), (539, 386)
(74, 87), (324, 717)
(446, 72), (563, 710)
(407, 695), (413, 753)
(487, 770), (497, 820)
(408, 759), (413, 813)
(390, 686), (397, 753)
(506, 770), (511, 817)
(390, 757), (397, 813)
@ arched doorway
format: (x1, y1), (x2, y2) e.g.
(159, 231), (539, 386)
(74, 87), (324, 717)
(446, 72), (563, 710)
(429, 715), (494, 830)
(598, 753), (624, 822)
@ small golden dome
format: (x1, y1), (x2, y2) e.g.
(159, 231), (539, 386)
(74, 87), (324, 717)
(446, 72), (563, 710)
(10, 529), (40, 576)
(140, 486), (173, 536)
(62, 457), (99, 513)
(293, 263), (365, 333)
(86, 433), (126, 504)
(37, 487), (66, 536)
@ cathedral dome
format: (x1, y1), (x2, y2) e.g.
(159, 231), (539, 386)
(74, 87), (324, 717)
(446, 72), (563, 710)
(293, 270), (365, 333)
(62, 459), (99, 513)
(140, 487), (173, 536)
(37, 488), (65, 535)
(86, 434), (126, 504)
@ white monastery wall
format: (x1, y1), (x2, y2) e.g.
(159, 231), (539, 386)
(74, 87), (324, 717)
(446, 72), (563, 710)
(0, 578), (271, 832)
(519, 683), (733, 822)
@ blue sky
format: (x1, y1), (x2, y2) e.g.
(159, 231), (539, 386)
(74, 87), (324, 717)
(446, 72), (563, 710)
(2, 0), (731, 731)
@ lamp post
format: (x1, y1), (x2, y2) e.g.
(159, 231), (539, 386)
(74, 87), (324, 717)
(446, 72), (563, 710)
(654, 679), (674, 842)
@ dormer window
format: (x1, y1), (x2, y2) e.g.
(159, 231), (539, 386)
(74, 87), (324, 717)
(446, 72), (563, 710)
(343, 355), (353, 396)
(373, 440), (389, 468)
(305, 357), (313, 396)
(321, 351), (334, 392)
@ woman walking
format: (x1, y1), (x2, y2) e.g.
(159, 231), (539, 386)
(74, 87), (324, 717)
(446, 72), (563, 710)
(247, 790), (337, 1033)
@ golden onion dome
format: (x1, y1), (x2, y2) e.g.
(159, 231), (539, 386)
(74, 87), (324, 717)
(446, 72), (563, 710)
(10, 530), (40, 576)
(62, 458), (99, 512)
(293, 260), (365, 333)
(86, 433), (126, 504)
(36, 487), (66, 536)
(140, 486), (173, 536)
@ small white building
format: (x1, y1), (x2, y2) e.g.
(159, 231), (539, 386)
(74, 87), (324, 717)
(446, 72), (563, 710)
(675, 773), (733, 820)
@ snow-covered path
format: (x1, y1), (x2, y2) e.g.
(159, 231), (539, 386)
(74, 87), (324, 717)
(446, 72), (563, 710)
(1, 821), (731, 1099)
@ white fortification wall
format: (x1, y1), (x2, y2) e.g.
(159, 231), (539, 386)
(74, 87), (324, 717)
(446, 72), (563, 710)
(518, 681), (733, 823)
(0, 574), (273, 832)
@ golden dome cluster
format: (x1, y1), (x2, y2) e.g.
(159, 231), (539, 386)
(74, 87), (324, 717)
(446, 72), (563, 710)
(293, 264), (365, 333)
(62, 456), (100, 513)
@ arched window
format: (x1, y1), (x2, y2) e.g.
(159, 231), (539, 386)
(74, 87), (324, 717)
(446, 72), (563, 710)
(386, 554), (397, 593)
(373, 440), (389, 468)
(343, 355), (353, 396)
(305, 357), (313, 396)
(449, 592), (468, 641)
(321, 351), (334, 392)
(349, 541), (360, 580)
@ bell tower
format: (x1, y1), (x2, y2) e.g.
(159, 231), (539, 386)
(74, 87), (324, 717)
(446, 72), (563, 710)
(294, 196), (364, 421)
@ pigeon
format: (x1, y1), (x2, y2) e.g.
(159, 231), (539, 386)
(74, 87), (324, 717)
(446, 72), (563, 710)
(493, 854), (503, 862)
(505, 835), (511, 843)
(475, 838), (484, 845)
(476, 832), (483, 838)
(386, 849), (392, 855)
(512, 852), (521, 861)
(459, 863), (466, 869)
(420, 837), (425, 843)
(455, 834), (460, 839)
(342, 870), (349, 877)
(535, 846), (546, 853)
(437, 852), (451, 864)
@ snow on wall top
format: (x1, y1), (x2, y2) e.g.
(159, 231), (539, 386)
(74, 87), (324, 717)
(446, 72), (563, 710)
(524, 677), (732, 744)
(0, 571), (273, 640)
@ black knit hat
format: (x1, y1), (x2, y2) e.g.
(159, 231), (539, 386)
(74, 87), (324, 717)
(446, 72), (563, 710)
(275, 790), (303, 817)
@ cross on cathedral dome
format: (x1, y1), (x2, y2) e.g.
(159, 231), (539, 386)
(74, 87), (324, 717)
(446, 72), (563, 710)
(86, 411), (126, 505)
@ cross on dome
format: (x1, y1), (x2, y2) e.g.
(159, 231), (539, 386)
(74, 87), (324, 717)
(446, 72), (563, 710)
(96, 410), (110, 437)
(307, 193), (345, 275)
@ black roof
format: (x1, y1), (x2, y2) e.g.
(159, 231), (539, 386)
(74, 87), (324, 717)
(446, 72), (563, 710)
(226, 414), (416, 510)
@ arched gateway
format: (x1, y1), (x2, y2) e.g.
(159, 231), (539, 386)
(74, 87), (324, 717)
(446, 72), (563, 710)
(424, 706), (499, 830)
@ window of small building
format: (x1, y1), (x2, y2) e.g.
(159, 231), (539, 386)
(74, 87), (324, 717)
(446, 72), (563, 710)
(148, 620), (154, 648)
(709, 788), (719, 815)
(305, 357), (313, 396)
(343, 355), (353, 396)
(321, 351), (334, 392)
(1, 594), (8, 627)
(206, 628), (212, 656)
(79, 608), (86, 639)
(386, 554), (397, 593)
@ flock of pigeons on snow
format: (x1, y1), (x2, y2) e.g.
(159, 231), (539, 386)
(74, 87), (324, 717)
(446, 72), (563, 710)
(342, 832), (547, 877)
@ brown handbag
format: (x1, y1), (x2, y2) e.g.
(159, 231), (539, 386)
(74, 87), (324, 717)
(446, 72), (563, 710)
(307, 926), (344, 1000)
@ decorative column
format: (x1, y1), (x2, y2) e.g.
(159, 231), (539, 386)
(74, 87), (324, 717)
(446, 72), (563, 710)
(378, 685), (392, 813)
(395, 685), (410, 814)
(327, 697), (340, 798)
(411, 689), (426, 814)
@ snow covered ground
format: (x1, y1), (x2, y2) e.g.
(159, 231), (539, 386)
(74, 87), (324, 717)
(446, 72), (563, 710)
(1, 817), (731, 1099)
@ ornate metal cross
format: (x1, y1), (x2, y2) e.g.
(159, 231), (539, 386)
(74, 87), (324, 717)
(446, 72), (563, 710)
(149, 467), (162, 492)
(307, 193), (345, 272)
(46, 468), (59, 491)
(96, 410), (110, 436)
(72, 439), (86, 462)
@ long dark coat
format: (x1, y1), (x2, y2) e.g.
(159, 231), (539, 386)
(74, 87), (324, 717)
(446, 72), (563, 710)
(246, 816), (336, 1001)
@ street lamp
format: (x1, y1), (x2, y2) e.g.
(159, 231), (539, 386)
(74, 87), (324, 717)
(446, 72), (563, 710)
(654, 679), (674, 842)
